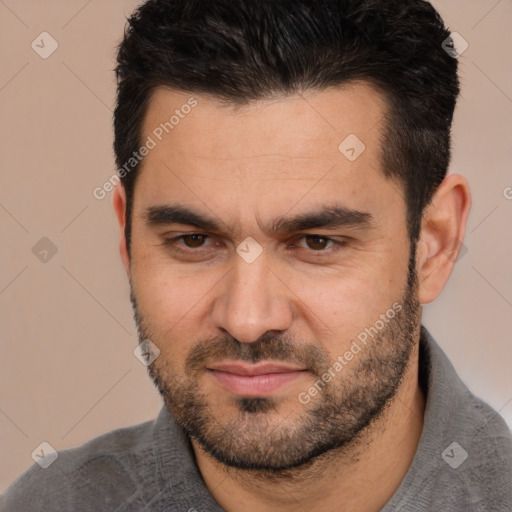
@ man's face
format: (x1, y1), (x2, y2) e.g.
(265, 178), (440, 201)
(127, 83), (421, 470)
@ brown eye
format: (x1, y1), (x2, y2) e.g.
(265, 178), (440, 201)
(303, 235), (334, 251)
(180, 234), (208, 248)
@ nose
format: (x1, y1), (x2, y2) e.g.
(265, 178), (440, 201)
(210, 252), (293, 343)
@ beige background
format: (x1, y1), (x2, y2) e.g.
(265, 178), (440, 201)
(1, 0), (511, 492)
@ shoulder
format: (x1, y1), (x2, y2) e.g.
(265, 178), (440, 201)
(454, 393), (512, 507)
(424, 373), (512, 509)
(0, 419), (156, 512)
(404, 328), (512, 510)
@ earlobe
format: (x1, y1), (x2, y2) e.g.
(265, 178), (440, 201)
(112, 181), (131, 275)
(416, 174), (471, 304)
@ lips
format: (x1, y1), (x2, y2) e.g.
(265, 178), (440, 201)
(207, 362), (307, 396)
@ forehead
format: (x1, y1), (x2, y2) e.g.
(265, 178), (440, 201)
(133, 83), (404, 236)
(142, 82), (387, 164)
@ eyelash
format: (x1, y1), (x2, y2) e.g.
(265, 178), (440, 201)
(162, 233), (348, 256)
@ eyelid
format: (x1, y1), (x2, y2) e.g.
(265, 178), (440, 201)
(162, 233), (216, 250)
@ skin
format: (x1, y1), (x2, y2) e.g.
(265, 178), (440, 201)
(113, 83), (471, 511)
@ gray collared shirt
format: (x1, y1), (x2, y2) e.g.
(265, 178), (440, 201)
(1, 326), (511, 511)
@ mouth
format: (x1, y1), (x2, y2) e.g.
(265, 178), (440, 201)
(207, 362), (308, 396)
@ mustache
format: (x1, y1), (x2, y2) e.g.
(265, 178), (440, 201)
(186, 333), (330, 377)
(130, 289), (330, 377)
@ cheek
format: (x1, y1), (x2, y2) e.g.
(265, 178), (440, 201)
(295, 257), (406, 342)
(130, 256), (219, 360)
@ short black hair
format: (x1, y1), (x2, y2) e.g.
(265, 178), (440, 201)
(114, 0), (459, 253)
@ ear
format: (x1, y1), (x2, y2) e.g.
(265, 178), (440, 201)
(112, 181), (131, 276)
(416, 174), (471, 304)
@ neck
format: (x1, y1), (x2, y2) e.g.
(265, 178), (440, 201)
(192, 345), (425, 512)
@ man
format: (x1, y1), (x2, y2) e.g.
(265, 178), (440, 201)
(2, 0), (511, 510)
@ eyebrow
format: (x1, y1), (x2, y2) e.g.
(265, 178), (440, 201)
(144, 203), (373, 235)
